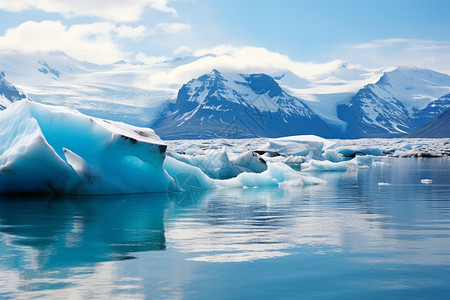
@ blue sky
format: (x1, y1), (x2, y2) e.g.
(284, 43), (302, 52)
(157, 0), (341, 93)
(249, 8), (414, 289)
(0, 0), (449, 72)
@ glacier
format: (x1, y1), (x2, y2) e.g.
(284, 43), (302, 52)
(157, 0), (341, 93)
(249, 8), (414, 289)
(0, 101), (328, 194)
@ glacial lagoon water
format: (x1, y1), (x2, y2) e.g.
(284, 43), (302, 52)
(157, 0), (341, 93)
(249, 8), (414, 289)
(0, 157), (449, 299)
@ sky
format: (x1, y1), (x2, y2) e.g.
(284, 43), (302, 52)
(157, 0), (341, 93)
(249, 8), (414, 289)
(0, 0), (449, 74)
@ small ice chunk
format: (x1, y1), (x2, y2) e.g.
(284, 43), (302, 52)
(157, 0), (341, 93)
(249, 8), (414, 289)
(216, 162), (325, 189)
(169, 148), (242, 179)
(301, 159), (348, 172)
(164, 156), (215, 190)
(258, 135), (334, 158)
(323, 149), (343, 162)
(337, 147), (383, 157)
(232, 151), (267, 173)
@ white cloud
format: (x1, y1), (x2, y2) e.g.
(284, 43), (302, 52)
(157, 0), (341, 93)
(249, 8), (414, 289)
(351, 38), (450, 51)
(150, 23), (192, 35)
(0, 0), (177, 22)
(135, 52), (168, 64)
(173, 45), (193, 56)
(148, 45), (361, 87)
(0, 21), (145, 64)
(115, 25), (147, 39)
(351, 38), (410, 49)
(345, 38), (450, 74)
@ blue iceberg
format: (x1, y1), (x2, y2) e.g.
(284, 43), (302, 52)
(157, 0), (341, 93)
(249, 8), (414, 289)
(0, 100), (177, 194)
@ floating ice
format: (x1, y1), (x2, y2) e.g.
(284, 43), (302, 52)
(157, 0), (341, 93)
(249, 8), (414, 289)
(331, 138), (450, 158)
(0, 100), (176, 194)
(301, 159), (348, 172)
(259, 135), (335, 158)
(217, 162), (326, 189)
(169, 148), (242, 179)
(232, 151), (267, 173)
(336, 147), (384, 157)
(323, 149), (344, 162)
(164, 156), (215, 190)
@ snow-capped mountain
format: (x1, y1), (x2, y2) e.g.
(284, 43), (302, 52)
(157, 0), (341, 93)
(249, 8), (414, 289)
(155, 67), (450, 139)
(1, 50), (449, 138)
(410, 106), (450, 138)
(0, 71), (28, 110)
(413, 93), (450, 127)
(0, 52), (176, 126)
(336, 67), (450, 137)
(153, 70), (333, 139)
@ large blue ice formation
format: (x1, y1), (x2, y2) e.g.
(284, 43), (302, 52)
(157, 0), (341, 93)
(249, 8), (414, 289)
(0, 101), (326, 194)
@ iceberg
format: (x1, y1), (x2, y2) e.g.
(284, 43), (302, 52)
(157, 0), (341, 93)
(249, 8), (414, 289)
(164, 156), (215, 190)
(335, 147), (384, 157)
(168, 148), (242, 179)
(218, 162), (325, 189)
(323, 149), (344, 162)
(0, 100), (177, 194)
(301, 159), (348, 172)
(232, 151), (267, 173)
(0, 101), (325, 194)
(259, 135), (335, 158)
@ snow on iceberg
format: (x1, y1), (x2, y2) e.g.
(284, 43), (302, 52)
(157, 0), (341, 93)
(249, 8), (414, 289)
(168, 148), (242, 179)
(301, 159), (348, 172)
(322, 149), (344, 162)
(258, 135), (335, 158)
(0, 100), (177, 194)
(232, 151), (267, 173)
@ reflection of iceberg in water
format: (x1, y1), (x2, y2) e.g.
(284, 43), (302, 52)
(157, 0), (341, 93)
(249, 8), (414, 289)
(0, 193), (169, 295)
(166, 187), (302, 262)
(164, 162), (450, 264)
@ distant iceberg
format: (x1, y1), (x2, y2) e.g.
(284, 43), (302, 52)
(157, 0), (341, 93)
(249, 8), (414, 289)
(258, 135), (335, 158)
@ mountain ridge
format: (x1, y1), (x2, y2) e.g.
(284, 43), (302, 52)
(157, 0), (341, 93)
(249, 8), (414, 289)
(0, 71), (28, 109)
(153, 69), (334, 139)
(410, 105), (450, 138)
(1, 51), (449, 138)
(154, 68), (450, 139)
(337, 67), (450, 137)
